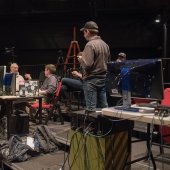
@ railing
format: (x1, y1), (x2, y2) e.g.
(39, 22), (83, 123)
(18, 63), (73, 80)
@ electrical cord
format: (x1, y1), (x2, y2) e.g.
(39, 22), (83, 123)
(66, 111), (96, 169)
(86, 120), (113, 138)
(69, 127), (92, 169)
(83, 112), (88, 129)
(148, 116), (155, 170)
(116, 97), (123, 107)
(61, 127), (69, 170)
(69, 120), (100, 170)
(83, 123), (100, 170)
(110, 134), (115, 169)
(68, 122), (94, 169)
(84, 112), (139, 138)
(61, 126), (82, 170)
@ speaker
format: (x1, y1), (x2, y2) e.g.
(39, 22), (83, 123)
(9, 112), (29, 136)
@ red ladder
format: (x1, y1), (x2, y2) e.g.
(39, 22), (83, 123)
(64, 27), (81, 72)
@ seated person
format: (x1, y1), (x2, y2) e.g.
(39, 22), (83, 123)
(28, 64), (58, 120)
(61, 70), (83, 111)
(10, 63), (32, 92)
(0, 64), (33, 120)
(38, 64), (58, 103)
(10, 63), (25, 92)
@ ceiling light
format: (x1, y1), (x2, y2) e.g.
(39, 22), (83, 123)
(155, 15), (161, 23)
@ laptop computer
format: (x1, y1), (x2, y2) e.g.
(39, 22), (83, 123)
(19, 80), (39, 97)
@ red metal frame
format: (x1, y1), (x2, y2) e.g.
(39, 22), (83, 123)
(64, 27), (81, 72)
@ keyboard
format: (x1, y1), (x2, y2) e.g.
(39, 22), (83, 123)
(114, 106), (139, 112)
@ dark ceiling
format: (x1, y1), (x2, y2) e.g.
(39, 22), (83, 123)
(0, 0), (170, 65)
(0, 0), (170, 20)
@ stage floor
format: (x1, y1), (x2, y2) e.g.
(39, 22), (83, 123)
(0, 113), (170, 170)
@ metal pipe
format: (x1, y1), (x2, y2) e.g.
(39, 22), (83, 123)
(163, 23), (167, 58)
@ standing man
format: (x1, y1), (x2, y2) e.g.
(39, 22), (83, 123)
(78, 21), (110, 113)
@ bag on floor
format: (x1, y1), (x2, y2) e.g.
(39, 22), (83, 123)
(0, 135), (34, 162)
(33, 125), (60, 153)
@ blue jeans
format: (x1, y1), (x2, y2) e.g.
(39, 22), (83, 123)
(83, 78), (108, 111)
(61, 78), (83, 99)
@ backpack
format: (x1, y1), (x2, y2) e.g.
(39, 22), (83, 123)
(0, 135), (35, 162)
(33, 125), (60, 153)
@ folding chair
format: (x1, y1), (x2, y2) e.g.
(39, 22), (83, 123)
(30, 81), (64, 125)
(45, 81), (64, 125)
(159, 88), (170, 149)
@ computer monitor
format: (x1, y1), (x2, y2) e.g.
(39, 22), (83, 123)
(0, 66), (6, 93)
(3, 73), (16, 95)
(106, 59), (164, 108)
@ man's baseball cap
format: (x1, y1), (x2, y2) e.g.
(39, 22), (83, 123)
(80, 21), (99, 32)
(118, 52), (126, 58)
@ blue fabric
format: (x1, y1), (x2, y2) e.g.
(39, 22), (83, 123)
(83, 78), (108, 111)
(121, 67), (131, 91)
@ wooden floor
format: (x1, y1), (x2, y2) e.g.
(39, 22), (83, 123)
(0, 111), (170, 170)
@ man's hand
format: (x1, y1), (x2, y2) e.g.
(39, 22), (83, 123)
(25, 73), (32, 80)
(39, 89), (46, 95)
(77, 52), (84, 62)
(77, 55), (82, 63)
(72, 71), (82, 79)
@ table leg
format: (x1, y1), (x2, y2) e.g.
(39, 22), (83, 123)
(147, 123), (156, 170)
(37, 98), (42, 124)
(7, 101), (13, 139)
(126, 123), (157, 170)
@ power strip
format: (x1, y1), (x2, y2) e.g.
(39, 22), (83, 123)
(155, 106), (170, 117)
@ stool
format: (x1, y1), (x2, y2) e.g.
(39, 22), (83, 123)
(69, 91), (83, 110)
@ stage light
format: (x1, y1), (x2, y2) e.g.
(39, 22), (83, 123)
(155, 15), (161, 23)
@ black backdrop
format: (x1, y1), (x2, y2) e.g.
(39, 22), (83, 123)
(0, 0), (169, 65)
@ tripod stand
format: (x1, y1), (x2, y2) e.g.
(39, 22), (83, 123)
(64, 27), (81, 72)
